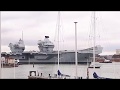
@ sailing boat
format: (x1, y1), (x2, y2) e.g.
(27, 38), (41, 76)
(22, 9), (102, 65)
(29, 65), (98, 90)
(28, 12), (80, 79)
(28, 12), (67, 79)
(56, 12), (71, 79)
(92, 12), (113, 79)
(93, 72), (112, 79)
(56, 11), (61, 78)
(88, 11), (101, 68)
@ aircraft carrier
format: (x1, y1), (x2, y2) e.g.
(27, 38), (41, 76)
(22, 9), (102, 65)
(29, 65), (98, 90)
(1, 36), (103, 64)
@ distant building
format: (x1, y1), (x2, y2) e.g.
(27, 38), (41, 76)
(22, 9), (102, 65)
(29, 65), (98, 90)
(99, 55), (112, 60)
(116, 49), (120, 55)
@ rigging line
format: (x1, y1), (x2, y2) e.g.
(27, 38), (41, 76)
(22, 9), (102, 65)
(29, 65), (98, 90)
(99, 12), (115, 78)
(89, 12), (92, 47)
(95, 13), (101, 46)
(54, 12), (59, 51)
(96, 13), (102, 47)
(60, 12), (64, 42)
(94, 12), (103, 76)
(54, 12), (59, 42)
(93, 11), (96, 71)
(87, 12), (93, 66)
(99, 13), (111, 54)
(59, 12), (65, 50)
(54, 12), (64, 51)
(88, 12), (93, 48)
(85, 12), (90, 49)
(87, 12), (95, 69)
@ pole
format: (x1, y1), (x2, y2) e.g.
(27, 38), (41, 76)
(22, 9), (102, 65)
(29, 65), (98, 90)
(74, 22), (78, 79)
(14, 59), (15, 79)
(57, 11), (60, 77)
(93, 11), (96, 70)
(87, 59), (89, 79)
(0, 11), (1, 79)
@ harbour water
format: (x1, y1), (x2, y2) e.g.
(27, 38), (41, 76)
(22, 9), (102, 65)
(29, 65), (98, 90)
(1, 62), (120, 79)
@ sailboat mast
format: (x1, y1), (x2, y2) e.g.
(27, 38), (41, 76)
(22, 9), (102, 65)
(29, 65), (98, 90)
(57, 11), (60, 73)
(0, 11), (1, 78)
(93, 11), (96, 70)
(74, 22), (78, 78)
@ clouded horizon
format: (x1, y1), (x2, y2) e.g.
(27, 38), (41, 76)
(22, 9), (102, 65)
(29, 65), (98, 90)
(1, 11), (120, 55)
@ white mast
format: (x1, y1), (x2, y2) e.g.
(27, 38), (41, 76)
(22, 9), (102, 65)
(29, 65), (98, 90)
(0, 11), (1, 79)
(74, 22), (78, 78)
(57, 11), (60, 77)
(93, 11), (96, 70)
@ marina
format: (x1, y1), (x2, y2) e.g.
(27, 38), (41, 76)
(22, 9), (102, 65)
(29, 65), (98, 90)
(1, 11), (120, 79)
(0, 62), (120, 79)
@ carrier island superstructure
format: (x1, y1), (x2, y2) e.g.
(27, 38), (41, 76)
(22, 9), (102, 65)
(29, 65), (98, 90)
(1, 36), (103, 64)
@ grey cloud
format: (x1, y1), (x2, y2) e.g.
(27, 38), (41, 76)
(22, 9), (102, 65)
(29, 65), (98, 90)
(1, 37), (21, 46)
(103, 43), (120, 52)
(1, 37), (38, 46)
(1, 11), (58, 23)
(24, 39), (39, 46)
(1, 28), (13, 33)
(1, 11), (120, 55)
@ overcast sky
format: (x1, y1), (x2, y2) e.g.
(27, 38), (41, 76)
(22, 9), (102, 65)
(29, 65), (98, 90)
(1, 11), (120, 55)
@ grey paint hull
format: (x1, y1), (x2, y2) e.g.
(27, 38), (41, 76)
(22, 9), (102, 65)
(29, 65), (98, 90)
(2, 52), (93, 64)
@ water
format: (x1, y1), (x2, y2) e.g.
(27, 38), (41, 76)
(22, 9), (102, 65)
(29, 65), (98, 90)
(1, 62), (120, 79)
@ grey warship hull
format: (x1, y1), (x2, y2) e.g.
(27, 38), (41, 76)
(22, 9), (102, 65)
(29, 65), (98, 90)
(2, 51), (95, 64)
(3, 36), (102, 64)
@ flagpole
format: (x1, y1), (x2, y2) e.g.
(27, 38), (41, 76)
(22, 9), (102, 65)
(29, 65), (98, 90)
(74, 22), (78, 79)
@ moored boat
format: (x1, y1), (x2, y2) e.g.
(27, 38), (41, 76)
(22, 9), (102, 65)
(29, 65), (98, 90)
(1, 57), (19, 68)
(88, 62), (101, 68)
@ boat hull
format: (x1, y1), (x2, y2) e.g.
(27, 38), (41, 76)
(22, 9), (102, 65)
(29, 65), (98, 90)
(88, 67), (100, 68)
(1, 52), (94, 64)
(99, 61), (112, 63)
